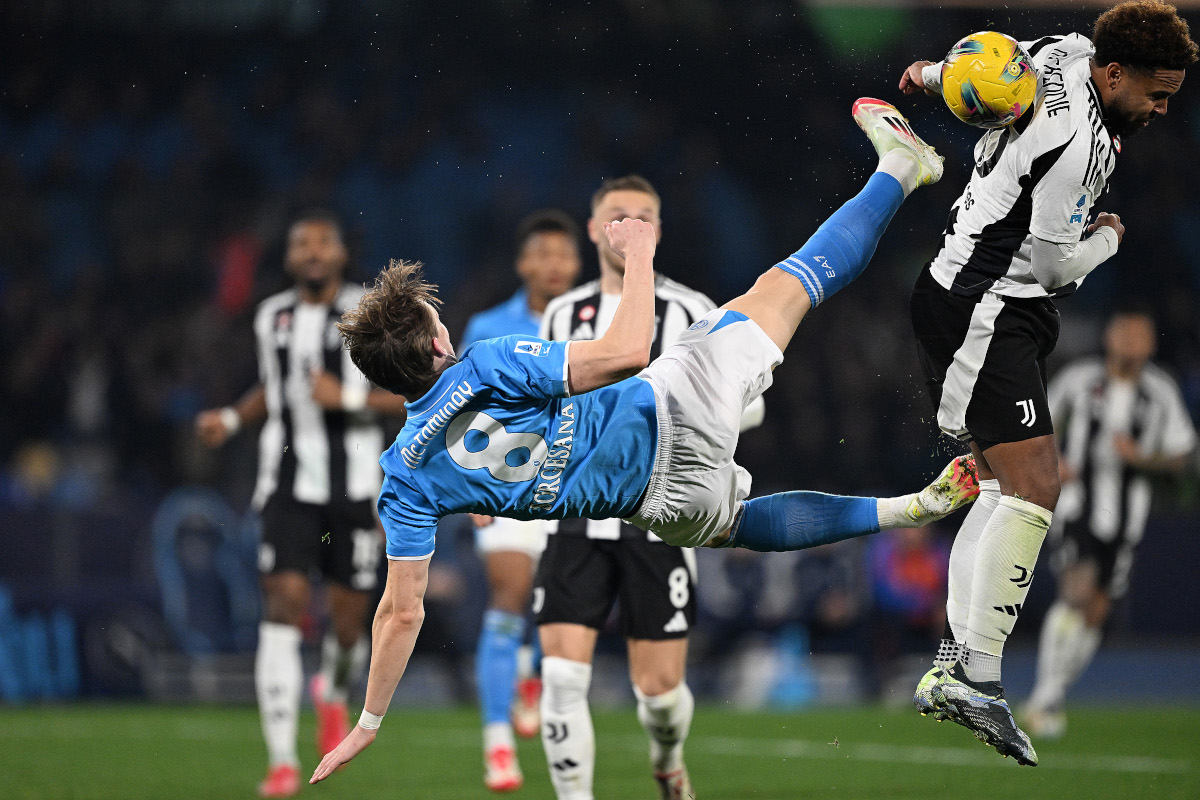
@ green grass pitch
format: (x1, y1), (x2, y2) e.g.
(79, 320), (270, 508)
(0, 704), (1195, 799)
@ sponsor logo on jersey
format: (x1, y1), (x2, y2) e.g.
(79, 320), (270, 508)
(688, 319), (709, 332)
(514, 340), (544, 356)
(401, 380), (477, 468)
(1069, 194), (1086, 224)
(529, 401), (576, 512)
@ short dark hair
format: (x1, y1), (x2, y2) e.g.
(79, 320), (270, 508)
(1109, 303), (1157, 326)
(514, 209), (582, 256)
(289, 207), (346, 241)
(338, 260), (441, 398)
(1093, 0), (1198, 72)
(590, 174), (661, 212)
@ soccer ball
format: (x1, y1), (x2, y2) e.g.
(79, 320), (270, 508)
(941, 31), (1038, 129)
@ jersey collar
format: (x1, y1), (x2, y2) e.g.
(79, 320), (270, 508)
(405, 363), (468, 419)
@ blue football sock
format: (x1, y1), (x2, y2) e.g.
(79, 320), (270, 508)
(773, 171), (905, 307)
(728, 492), (880, 552)
(476, 609), (525, 726)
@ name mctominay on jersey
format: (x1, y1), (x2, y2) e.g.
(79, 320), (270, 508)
(377, 335), (658, 559)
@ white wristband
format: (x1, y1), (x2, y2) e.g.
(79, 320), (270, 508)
(358, 709), (384, 730)
(342, 383), (369, 412)
(922, 61), (944, 93)
(219, 406), (241, 436)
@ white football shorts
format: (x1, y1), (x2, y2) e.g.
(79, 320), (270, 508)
(475, 516), (548, 557)
(623, 309), (783, 548)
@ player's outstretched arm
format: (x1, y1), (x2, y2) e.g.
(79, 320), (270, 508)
(566, 218), (657, 394)
(310, 557), (431, 784)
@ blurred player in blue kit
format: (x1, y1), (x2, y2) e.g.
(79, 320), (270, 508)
(458, 209), (583, 791)
(310, 99), (981, 788)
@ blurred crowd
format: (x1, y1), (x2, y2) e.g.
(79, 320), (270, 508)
(2, 1), (1199, 694)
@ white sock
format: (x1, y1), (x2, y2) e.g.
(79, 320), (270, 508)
(541, 657), (595, 800)
(947, 479), (1001, 641)
(484, 720), (516, 752)
(256, 622), (303, 767)
(517, 644), (535, 680)
(964, 495), (1052, 683)
(875, 493), (920, 529)
(878, 150), (920, 197)
(933, 638), (964, 670)
(1030, 601), (1102, 710)
(319, 633), (369, 705)
(634, 682), (694, 775)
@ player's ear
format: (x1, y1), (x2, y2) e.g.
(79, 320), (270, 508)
(1106, 62), (1122, 90)
(586, 215), (604, 245)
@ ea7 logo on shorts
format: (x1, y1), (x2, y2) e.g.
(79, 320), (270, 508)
(1016, 399), (1037, 427)
(814, 254), (835, 278)
(514, 340), (544, 356)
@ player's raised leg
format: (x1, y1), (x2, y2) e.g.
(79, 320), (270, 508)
(722, 98), (943, 354)
(717, 453), (977, 551)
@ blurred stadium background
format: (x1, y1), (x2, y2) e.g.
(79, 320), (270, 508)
(1, 1), (1198, 797)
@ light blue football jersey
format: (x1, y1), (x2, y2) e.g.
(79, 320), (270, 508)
(459, 289), (541, 350)
(378, 335), (658, 559)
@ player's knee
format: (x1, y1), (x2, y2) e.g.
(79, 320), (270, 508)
(1084, 592), (1111, 628)
(488, 576), (533, 614)
(1006, 469), (1060, 511)
(261, 583), (310, 625)
(630, 660), (686, 697)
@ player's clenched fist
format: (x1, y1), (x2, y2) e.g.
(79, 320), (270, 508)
(603, 217), (657, 260)
(1088, 212), (1124, 246)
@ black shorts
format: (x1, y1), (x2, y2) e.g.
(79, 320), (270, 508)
(1049, 519), (1136, 600)
(533, 534), (697, 640)
(258, 494), (383, 592)
(910, 265), (1059, 450)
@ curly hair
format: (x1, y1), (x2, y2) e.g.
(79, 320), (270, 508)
(1093, 0), (1199, 71)
(338, 260), (442, 398)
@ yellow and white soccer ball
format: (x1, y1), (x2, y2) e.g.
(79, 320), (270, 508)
(941, 31), (1038, 129)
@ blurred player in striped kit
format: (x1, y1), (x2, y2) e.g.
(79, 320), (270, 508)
(1023, 310), (1195, 738)
(196, 210), (407, 797)
(533, 174), (765, 800)
(458, 209), (583, 791)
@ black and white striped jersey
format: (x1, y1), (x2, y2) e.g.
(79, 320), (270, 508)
(252, 284), (385, 509)
(540, 273), (715, 540)
(931, 33), (1119, 299)
(1051, 358), (1196, 546)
